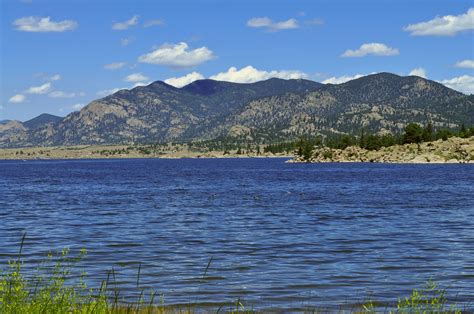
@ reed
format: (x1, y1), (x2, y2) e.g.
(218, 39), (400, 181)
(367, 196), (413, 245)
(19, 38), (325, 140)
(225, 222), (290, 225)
(0, 235), (466, 313)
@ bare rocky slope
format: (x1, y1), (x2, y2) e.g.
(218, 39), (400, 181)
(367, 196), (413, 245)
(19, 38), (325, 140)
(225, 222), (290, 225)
(1, 73), (473, 147)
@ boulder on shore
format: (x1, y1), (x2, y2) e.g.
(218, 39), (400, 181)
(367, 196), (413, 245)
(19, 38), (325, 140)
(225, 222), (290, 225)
(289, 136), (474, 164)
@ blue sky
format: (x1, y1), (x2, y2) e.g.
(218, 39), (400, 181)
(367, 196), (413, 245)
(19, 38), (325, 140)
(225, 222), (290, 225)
(1, 0), (473, 121)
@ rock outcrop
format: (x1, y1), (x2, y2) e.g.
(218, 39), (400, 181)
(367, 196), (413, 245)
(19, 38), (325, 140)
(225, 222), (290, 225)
(289, 136), (474, 164)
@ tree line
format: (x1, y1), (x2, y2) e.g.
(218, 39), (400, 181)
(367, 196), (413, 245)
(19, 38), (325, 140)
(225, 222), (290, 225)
(290, 123), (474, 159)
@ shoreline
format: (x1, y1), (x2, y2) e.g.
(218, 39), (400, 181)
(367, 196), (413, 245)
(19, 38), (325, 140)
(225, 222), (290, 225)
(1, 136), (473, 163)
(0, 144), (292, 160)
(289, 136), (474, 164)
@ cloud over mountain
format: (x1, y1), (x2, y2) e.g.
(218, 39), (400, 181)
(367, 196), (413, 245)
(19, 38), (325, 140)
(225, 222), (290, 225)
(138, 42), (214, 68)
(341, 43), (399, 57)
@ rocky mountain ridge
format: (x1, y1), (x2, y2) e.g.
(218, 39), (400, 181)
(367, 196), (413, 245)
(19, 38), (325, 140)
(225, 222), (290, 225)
(1, 73), (473, 147)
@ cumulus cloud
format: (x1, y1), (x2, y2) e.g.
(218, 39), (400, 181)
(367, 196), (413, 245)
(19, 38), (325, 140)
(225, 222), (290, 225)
(404, 8), (474, 36)
(9, 94), (26, 103)
(13, 16), (77, 32)
(48, 91), (85, 98)
(138, 42), (214, 68)
(409, 67), (427, 78)
(143, 19), (164, 27)
(455, 59), (474, 69)
(164, 72), (205, 87)
(124, 73), (149, 82)
(104, 62), (126, 70)
(439, 75), (474, 94)
(322, 74), (365, 84)
(25, 82), (51, 94)
(112, 15), (139, 30)
(209, 66), (308, 83)
(341, 43), (399, 57)
(247, 17), (299, 31)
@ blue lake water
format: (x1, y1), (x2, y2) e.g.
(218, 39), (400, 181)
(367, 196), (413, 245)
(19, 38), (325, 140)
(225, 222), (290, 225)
(1, 158), (473, 310)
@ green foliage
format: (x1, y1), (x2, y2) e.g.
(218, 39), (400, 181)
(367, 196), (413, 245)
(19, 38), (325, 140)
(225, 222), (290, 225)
(264, 142), (297, 154)
(295, 137), (322, 161)
(356, 132), (399, 151)
(0, 244), (110, 314)
(422, 122), (434, 142)
(403, 123), (424, 144)
(395, 280), (460, 314)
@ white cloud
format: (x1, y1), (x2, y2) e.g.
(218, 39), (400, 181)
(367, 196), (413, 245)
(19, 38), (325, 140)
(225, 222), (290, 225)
(9, 94), (26, 103)
(48, 91), (85, 98)
(96, 81), (152, 97)
(341, 43), (399, 57)
(322, 74), (365, 84)
(112, 15), (139, 30)
(439, 75), (474, 94)
(120, 37), (134, 46)
(247, 17), (299, 31)
(25, 82), (51, 94)
(104, 62), (127, 70)
(131, 82), (151, 88)
(50, 74), (61, 81)
(124, 73), (149, 82)
(59, 103), (85, 113)
(71, 103), (85, 110)
(143, 19), (164, 27)
(209, 66), (308, 83)
(409, 67), (427, 78)
(13, 16), (77, 32)
(138, 42), (214, 68)
(455, 59), (474, 69)
(164, 72), (205, 87)
(96, 88), (122, 97)
(404, 8), (474, 36)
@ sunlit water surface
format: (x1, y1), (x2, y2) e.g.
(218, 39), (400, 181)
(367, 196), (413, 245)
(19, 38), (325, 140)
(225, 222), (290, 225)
(1, 158), (473, 310)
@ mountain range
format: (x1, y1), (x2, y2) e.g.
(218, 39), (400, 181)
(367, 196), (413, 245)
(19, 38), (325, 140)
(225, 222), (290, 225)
(1, 72), (473, 148)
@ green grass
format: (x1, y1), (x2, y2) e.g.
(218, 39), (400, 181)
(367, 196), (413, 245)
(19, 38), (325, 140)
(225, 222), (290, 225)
(0, 235), (467, 313)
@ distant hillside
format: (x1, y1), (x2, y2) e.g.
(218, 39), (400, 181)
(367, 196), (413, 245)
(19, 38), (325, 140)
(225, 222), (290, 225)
(214, 73), (473, 141)
(23, 114), (62, 130)
(1, 73), (473, 147)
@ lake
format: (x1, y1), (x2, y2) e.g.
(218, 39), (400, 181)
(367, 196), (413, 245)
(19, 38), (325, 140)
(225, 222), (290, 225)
(1, 158), (473, 311)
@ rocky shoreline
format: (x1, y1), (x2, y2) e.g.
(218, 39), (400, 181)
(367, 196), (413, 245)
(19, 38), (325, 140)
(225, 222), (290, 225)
(289, 136), (474, 164)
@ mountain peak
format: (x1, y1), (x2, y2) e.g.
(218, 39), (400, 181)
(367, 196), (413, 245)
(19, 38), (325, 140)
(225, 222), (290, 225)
(181, 79), (238, 95)
(23, 113), (62, 130)
(1, 72), (472, 147)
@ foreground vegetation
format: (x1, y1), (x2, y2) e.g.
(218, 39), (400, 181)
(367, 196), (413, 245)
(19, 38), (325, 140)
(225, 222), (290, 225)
(0, 237), (468, 313)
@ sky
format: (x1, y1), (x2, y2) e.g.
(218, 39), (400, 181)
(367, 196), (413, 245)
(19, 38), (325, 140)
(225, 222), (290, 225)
(1, 0), (473, 121)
